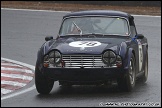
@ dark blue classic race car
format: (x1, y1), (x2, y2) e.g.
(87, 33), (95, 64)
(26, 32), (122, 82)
(35, 10), (148, 94)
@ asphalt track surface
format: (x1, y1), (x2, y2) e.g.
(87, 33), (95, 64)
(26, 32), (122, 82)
(1, 8), (161, 107)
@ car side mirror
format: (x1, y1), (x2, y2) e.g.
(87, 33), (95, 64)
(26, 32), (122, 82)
(45, 36), (53, 41)
(136, 34), (144, 39)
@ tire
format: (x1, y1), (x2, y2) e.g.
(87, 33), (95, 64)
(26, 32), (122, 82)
(35, 67), (54, 94)
(117, 53), (136, 92)
(141, 51), (148, 83)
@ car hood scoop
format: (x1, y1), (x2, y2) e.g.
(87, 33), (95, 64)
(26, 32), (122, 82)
(49, 37), (126, 54)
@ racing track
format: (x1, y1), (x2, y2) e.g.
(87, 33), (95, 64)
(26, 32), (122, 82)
(1, 8), (161, 107)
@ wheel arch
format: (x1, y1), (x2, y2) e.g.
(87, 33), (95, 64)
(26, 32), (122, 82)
(125, 48), (136, 69)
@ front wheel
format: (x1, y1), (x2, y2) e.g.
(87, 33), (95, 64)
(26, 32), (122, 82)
(35, 67), (54, 94)
(117, 54), (136, 92)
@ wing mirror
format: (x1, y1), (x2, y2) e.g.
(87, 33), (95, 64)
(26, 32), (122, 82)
(45, 36), (53, 41)
(136, 34), (144, 39)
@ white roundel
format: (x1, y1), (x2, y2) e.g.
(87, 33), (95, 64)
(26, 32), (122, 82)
(69, 41), (101, 47)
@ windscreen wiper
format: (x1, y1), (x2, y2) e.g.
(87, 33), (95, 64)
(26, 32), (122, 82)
(82, 33), (104, 37)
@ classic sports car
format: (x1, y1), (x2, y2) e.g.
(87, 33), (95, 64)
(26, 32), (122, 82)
(35, 10), (148, 94)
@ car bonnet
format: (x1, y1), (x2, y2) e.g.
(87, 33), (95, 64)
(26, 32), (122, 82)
(48, 37), (127, 55)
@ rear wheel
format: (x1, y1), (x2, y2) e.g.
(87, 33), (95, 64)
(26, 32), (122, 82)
(117, 53), (136, 92)
(35, 67), (54, 94)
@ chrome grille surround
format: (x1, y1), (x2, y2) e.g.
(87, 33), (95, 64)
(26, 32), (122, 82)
(62, 55), (106, 68)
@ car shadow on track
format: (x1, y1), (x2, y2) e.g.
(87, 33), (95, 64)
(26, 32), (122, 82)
(35, 79), (149, 100)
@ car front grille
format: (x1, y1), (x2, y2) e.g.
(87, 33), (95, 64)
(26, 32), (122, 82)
(62, 55), (105, 68)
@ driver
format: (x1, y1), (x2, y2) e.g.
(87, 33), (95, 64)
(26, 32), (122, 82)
(70, 18), (94, 34)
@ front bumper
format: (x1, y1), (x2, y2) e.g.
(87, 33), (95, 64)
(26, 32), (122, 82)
(42, 67), (128, 81)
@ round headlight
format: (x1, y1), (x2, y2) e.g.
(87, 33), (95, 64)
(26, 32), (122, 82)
(49, 51), (55, 58)
(103, 50), (116, 65)
(44, 55), (49, 62)
(54, 51), (61, 63)
(48, 51), (61, 64)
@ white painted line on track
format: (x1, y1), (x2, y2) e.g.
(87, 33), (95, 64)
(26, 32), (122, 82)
(1, 8), (161, 17)
(1, 67), (33, 74)
(1, 8), (71, 13)
(1, 73), (33, 80)
(1, 80), (26, 87)
(1, 63), (23, 67)
(1, 58), (35, 71)
(1, 57), (36, 101)
(132, 14), (161, 17)
(1, 85), (36, 100)
(1, 88), (13, 95)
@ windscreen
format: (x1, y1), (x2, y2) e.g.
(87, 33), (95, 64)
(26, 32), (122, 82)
(59, 16), (129, 36)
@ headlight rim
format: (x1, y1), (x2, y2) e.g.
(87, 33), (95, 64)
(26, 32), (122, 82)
(45, 50), (62, 65)
(102, 50), (117, 65)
